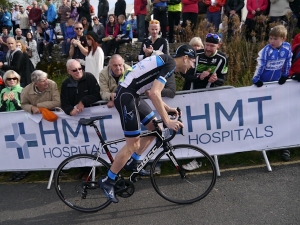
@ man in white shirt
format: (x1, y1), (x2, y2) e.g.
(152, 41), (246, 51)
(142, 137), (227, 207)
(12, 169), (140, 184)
(12, 3), (21, 36)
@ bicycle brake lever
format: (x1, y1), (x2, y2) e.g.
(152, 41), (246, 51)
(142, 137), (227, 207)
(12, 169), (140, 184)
(178, 118), (184, 136)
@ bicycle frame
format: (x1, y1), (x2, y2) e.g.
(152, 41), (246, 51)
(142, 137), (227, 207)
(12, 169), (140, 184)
(86, 118), (184, 182)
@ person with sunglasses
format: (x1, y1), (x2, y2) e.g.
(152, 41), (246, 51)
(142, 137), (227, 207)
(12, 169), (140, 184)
(98, 44), (196, 203)
(69, 22), (89, 68)
(60, 59), (101, 116)
(183, 33), (228, 92)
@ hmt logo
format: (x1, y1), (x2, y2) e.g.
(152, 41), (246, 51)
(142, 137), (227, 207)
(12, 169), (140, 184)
(5, 123), (38, 159)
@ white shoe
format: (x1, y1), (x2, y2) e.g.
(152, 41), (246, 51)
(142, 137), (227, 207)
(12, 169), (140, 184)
(182, 159), (202, 171)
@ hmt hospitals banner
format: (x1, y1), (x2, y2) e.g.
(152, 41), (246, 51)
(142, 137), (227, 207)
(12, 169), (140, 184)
(1, 81), (299, 171)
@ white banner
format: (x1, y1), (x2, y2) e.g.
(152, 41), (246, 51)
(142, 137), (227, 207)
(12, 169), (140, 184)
(1, 80), (300, 171)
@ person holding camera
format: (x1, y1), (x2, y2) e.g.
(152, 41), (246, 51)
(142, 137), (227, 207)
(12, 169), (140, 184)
(182, 33), (228, 91)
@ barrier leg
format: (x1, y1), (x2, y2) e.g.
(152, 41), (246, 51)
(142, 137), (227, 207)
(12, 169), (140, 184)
(213, 155), (221, 177)
(262, 150), (272, 172)
(47, 169), (55, 190)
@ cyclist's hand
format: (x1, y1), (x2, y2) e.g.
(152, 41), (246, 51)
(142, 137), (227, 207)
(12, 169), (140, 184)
(166, 119), (184, 132)
(107, 100), (115, 108)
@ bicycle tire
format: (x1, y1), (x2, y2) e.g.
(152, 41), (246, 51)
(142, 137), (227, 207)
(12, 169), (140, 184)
(150, 144), (217, 204)
(54, 154), (111, 213)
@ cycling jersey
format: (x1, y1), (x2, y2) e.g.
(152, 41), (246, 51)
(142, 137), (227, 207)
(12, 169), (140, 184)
(115, 54), (176, 137)
(120, 54), (176, 95)
(252, 42), (292, 83)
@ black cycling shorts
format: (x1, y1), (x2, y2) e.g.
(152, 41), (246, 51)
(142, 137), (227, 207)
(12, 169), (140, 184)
(114, 86), (155, 137)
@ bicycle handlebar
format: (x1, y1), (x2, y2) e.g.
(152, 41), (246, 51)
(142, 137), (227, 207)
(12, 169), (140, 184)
(153, 107), (184, 143)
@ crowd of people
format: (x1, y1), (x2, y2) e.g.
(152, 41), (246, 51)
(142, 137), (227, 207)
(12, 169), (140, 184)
(0, 1), (299, 184)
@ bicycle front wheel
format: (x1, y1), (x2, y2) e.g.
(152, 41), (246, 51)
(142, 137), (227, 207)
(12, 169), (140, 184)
(54, 154), (111, 213)
(151, 144), (217, 204)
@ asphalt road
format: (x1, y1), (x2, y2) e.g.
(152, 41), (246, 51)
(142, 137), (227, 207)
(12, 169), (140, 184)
(0, 162), (299, 225)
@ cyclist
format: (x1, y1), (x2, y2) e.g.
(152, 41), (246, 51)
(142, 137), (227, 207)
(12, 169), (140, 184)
(98, 44), (196, 203)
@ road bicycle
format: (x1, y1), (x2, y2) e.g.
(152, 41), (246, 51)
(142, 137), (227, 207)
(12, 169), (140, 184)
(54, 109), (217, 213)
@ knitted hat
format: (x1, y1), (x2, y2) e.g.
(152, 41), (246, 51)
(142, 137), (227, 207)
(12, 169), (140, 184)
(173, 44), (196, 59)
(86, 31), (99, 43)
(39, 108), (58, 122)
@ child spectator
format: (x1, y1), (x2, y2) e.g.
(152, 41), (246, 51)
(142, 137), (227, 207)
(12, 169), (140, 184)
(252, 25), (292, 161)
(252, 25), (292, 87)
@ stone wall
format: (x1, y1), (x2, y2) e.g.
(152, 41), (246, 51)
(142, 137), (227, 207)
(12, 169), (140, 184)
(36, 42), (184, 76)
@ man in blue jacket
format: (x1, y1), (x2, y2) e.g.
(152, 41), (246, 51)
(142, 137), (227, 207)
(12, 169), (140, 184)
(114, 14), (132, 54)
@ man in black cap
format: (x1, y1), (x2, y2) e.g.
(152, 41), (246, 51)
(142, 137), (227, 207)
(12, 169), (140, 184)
(98, 44), (196, 203)
(183, 33), (228, 91)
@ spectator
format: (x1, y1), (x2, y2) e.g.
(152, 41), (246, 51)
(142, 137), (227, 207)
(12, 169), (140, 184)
(15, 41), (33, 87)
(115, 0), (126, 18)
(101, 14), (120, 56)
(225, 0), (245, 20)
(38, 20), (56, 62)
(78, 0), (91, 23)
(0, 6), (3, 32)
(182, 35), (227, 171)
(290, 1), (300, 29)
(0, 27), (10, 59)
(138, 19), (168, 61)
(17, 5), (30, 37)
(269, 0), (293, 23)
(81, 16), (92, 35)
(85, 31), (104, 81)
(182, 0), (198, 31)
(289, 33), (300, 80)
(245, 0), (269, 41)
(12, 3), (20, 36)
(25, 31), (40, 69)
(129, 13), (138, 38)
(183, 33), (227, 91)
(70, 0), (79, 22)
(58, 0), (71, 39)
(92, 16), (105, 43)
(197, 0), (209, 29)
(0, 37), (23, 78)
(60, 59), (101, 115)
(167, 0), (182, 43)
(21, 70), (60, 114)
(0, 70), (27, 181)
(189, 36), (204, 50)
(62, 18), (76, 57)
(88, 0), (96, 17)
(69, 22), (88, 68)
(1, 7), (12, 32)
(113, 14), (133, 54)
(28, 1), (42, 38)
(15, 28), (26, 44)
(35, 24), (44, 54)
(99, 54), (131, 108)
(0, 70), (22, 112)
(152, 0), (168, 38)
(47, 0), (57, 27)
(98, 0), (109, 27)
(145, 0), (153, 38)
(252, 25), (291, 87)
(253, 26), (292, 161)
(41, 4), (48, 22)
(204, 0), (226, 31)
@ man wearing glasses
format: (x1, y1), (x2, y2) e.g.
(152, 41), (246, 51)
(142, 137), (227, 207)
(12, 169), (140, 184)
(183, 33), (228, 91)
(28, 1), (42, 38)
(69, 22), (88, 68)
(60, 59), (101, 116)
(98, 44), (196, 203)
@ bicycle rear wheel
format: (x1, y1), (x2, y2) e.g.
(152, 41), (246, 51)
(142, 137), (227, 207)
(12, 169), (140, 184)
(151, 144), (217, 204)
(54, 154), (111, 212)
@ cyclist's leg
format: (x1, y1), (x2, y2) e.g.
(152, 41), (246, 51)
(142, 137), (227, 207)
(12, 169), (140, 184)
(135, 98), (157, 155)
